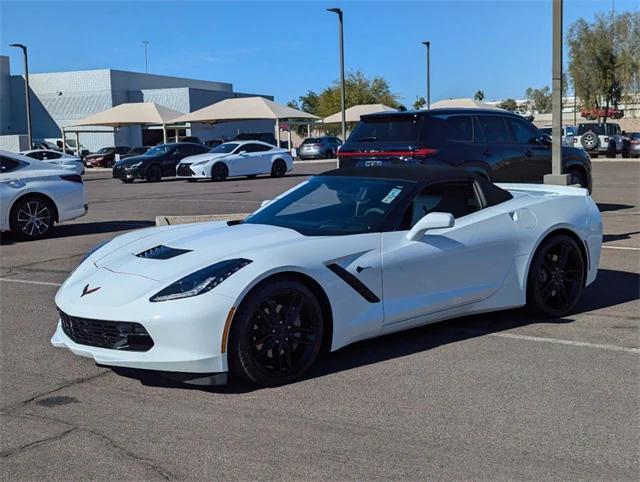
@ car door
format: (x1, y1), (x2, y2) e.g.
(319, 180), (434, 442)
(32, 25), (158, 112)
(474, 114), (511, 181)
(0, 156), (25, 229)
(236, 143), (268, 175)
(380, 180), (519, 327)
(505, 116), (550, 182)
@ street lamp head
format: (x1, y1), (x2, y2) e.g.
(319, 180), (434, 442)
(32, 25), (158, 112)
(327, 7), (343, 15)
(9, 43), (26, 50)
(422, 41), (430, 47)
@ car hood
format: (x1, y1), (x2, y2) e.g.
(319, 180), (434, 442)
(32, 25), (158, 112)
(91, 222), (303, 282)
(116, 154), (158, 166)
(179, 152), (232, 165)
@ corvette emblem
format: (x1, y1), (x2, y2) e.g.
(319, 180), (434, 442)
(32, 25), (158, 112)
(81, 284), (101, 297)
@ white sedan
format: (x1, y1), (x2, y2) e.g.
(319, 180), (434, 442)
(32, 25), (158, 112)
(1, 150), (87, 240)
(176, 141), (293, 181)
(51, 165), (602, 387)
(20, 149), (85, 175)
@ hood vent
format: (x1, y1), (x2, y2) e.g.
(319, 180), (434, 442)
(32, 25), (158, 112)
(135, 245), (192, 260)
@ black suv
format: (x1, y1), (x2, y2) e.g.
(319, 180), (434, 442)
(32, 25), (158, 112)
(338, 109), (592, 190)
(113, 142), (209, 183)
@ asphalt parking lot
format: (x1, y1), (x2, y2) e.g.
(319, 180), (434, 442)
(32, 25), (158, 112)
(1, 160), (638, 480)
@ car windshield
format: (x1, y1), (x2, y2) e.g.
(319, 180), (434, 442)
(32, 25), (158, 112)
(578, 124), (606, 135)
(210, 143), (239, 154)
(146, 145), (170, 155)
(349, 115), (422, 143)
(97, 148), (114, 154)
(245, 175), (415, 236)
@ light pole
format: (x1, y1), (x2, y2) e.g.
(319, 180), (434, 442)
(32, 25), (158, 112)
(327, 8), (346, 147)
(422, 41), (431, 109)
(9, 43), (32, 148)
(143, 40), (150, 73)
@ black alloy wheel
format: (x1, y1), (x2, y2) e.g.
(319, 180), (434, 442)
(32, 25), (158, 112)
(146, 164), (162, 182)
(10, 196), (54, 240)
(270, 159), (287, 178)
(527, 234), (585, 318)
(229, 280), (324, 386)
(211, 163), (228, 181)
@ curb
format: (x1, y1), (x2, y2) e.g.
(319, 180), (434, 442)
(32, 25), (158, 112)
(155, 213), (250, 226)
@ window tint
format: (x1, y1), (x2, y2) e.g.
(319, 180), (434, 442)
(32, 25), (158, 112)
(1, 156), (22, 173)
(349, 116), (422, 142)
(477, 115), (511, 143)
(401, 182), (480, 229)
(578, 124), (605, 135)
(423, 115), (474, 144)
(25, 152), (41, 160)
(45, 151), (62, 159)
(608, 124), (620, 135)
(506, 117), (539, 144)
(243, 143), (271, 153)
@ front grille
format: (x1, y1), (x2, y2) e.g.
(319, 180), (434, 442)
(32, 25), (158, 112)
(177, 164), (194, 176)
(112, 166), (123, 178)
(60, 311), (154, 352)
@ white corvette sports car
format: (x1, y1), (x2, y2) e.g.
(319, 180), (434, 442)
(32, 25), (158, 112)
(176, 140), (293, 181)
(52, 166), (602, 386)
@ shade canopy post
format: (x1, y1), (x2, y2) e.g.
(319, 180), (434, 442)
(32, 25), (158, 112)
(75, 132), (80, 156)
(275, 119), (281, 148)
(162, 124), (167, 144)
(287, 128), (292, 153)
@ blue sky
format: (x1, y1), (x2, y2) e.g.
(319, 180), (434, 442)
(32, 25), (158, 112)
(1, 0), (637, 106)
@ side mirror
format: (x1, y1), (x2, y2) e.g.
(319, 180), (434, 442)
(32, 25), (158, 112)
(261, 199), (271, 208)
(406, 212), (454, 241)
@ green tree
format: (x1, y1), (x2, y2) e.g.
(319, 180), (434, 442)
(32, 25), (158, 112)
(525, 86), (552, 114)
(288, 70), (401, 135)
(568, 11), (640, 122)
(474, 90), (485, 101)
(413, 96), (426, 110)
(497, 98), (518, 112)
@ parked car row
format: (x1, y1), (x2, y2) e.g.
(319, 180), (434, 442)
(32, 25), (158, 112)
(113, 141), (293, 183)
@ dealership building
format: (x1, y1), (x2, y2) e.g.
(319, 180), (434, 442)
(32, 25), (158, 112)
(0, 55), (274, 152)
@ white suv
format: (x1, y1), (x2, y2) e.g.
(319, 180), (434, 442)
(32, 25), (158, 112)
(575, 123), (624, 158)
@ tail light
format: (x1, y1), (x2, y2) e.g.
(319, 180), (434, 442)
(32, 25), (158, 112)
(603, 137), (609, 143)
(338, 148), (438, 160)
(631, 140), (640, 145)
(60, 174), (83, 183)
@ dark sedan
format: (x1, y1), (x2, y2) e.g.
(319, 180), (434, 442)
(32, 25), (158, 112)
(120, 146), (151, 159)
(338, 109), (592, 191)
(112, 142), (209, 183)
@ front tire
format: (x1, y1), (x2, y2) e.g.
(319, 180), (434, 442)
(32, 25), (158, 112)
(228, 280), (324, 386)
(211, 163), (228, 181)
(10, 196), (55, 240)
(146, 164), (162, 182)
(567, 168), (588, 189)
(527, 234), (585, 318)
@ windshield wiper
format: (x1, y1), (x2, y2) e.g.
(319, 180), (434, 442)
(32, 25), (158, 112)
(356, 136), (377, 142)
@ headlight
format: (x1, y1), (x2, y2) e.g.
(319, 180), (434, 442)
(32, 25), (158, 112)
(129, 162), (142, 169)
(83, 240), (110, 261)
(149, 258), (252, 302)
(192, 159), (210, 166)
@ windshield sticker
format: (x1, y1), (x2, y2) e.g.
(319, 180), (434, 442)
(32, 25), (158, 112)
(381, 186), (403, 204)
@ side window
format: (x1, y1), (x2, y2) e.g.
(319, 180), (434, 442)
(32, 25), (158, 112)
(25, 152), (41, 160)
(400, 182), (481, 229)
(506, 117), (539, 144)
(477, 115), (511, 143)
(1, 156), (22, 173)
(252, 144), (271, 152)
(46, 151), (62, 159)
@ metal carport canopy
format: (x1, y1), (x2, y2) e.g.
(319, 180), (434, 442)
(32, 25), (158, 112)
(171, 97), (320, 147)
(322, 104), (397, 124)
(68, 102), (185, 145)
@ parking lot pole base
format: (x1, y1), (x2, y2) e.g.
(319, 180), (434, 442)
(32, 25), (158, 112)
(544, 173), (572, 186)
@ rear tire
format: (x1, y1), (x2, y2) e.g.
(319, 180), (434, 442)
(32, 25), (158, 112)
(146, 164), (162, 182)
(9, 196), (55, 240)
(270, 159), (287, 178)
(567, 168), (588, 189)
(120, 178), (134, 184)
(527, 234), (585, 318)
(228, 279), (324, 386)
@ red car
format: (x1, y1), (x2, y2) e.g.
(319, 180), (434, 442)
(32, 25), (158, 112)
(581, 108), (624, 120)
(84, 146), (131, 168)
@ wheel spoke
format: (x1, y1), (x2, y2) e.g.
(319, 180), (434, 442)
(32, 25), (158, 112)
(284, 294), (304, 323)
(540, 280), (555, 300)
(557, 244), (570, 269)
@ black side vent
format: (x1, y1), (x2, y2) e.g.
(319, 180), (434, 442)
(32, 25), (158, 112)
(136, 245), (192, 260)
(326, 263), (380, 303)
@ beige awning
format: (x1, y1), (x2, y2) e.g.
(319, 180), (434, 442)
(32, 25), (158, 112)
(322, 104), (397, 124)
(429, 98), (502, 110)
(172, 97), (319, 124)
(71, 102), (185, 127)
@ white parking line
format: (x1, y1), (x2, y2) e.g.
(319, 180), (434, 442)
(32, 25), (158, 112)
(602, 245), (640, 251)
(0, 278), (62, 287)
(488, 332), (640, 354)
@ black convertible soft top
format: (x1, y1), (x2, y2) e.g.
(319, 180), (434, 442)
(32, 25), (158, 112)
(320, 165), (513, 207)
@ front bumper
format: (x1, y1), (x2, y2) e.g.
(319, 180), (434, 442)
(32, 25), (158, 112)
(113, 165), (144, 180)
(176, 163), (209, 179)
